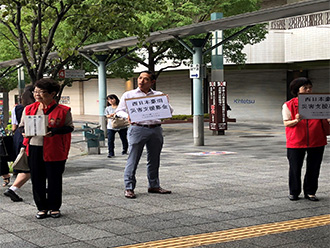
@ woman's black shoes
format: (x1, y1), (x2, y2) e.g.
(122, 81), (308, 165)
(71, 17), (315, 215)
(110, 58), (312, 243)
(288, 194), (319, 201)
(35, 210), (48, 219)
(35, 210), (61, 219)
(50, 210), (61, 218)
(288, 195), (299, 201)
(304, 194), (319, 201)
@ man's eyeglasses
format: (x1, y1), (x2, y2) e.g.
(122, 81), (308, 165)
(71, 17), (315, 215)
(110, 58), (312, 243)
(32, 90), (48, 95)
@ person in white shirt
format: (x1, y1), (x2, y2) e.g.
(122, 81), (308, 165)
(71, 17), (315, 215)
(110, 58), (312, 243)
(116, 71), (173, 199)
(104, 94), (128, 158)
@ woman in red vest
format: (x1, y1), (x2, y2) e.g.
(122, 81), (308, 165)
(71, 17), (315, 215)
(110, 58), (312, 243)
(282, 77), (329, 201)
(21, 78), (73, 219)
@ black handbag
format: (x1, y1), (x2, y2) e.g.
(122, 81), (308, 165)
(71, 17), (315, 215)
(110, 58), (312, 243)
(0, 135), (16, 161)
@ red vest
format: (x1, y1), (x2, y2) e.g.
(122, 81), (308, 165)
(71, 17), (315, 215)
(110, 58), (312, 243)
(23, 100), (71, 161)
(285, 97), (327, 148)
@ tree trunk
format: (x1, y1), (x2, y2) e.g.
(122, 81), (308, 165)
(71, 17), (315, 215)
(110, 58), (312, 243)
(147, 46), (157, 89)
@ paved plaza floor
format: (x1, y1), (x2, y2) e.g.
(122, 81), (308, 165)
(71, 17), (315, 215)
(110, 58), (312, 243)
(0, 118), (329, 248)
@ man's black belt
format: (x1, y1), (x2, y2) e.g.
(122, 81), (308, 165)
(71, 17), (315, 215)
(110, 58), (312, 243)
(132, 123), (161, 128)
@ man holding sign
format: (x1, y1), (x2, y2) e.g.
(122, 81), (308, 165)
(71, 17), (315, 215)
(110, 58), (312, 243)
(116, 71), (173, 199)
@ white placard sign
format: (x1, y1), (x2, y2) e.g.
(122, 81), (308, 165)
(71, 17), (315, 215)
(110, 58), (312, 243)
(298, 93), (330, 119)
(190, 64), (200, 78)
(24, 115), (48, 136)
(125, 94), (172, 123)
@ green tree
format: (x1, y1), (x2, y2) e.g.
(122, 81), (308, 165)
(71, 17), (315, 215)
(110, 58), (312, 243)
(0, 0), (161, 85)
(0, 22), (22, 91)
(121, 0), (267, 78)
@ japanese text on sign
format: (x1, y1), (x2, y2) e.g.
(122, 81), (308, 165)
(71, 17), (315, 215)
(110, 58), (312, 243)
(209, 81), (227, 131)
(125, 94), (172, 122)
(298, 93), (330, 119)
(58, 69), (85, 79)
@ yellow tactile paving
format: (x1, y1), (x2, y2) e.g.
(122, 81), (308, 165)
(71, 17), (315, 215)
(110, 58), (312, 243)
(116, 214), (330, 248)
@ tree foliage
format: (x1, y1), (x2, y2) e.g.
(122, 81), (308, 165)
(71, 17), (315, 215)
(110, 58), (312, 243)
(0, 0), (161, 87)
(121, 0), (268, 78)
(0, 0), (268, 90)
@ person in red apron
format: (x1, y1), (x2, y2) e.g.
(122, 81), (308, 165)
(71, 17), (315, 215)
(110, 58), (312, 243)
(21, 78), (74, 219)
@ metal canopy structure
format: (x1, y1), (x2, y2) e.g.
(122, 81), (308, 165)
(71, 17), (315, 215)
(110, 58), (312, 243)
(0, 0), (328, 68)
(78, 0), (329, 53)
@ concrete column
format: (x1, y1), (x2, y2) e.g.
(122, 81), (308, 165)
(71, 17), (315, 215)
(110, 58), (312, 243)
(95, 55), (108, 133)
(211, 13), (224, 82)
(190, 39), (205, 146)
(211, 12), (225, 135)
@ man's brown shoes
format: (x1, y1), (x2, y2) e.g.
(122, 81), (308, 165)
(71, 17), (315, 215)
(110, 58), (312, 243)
(125, 188), (171, 198)
(148, 187), (171, 194)
(124, 189), (136, 199)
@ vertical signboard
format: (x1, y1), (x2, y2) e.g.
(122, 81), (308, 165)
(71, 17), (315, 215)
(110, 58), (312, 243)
(209, 81), (227, 131)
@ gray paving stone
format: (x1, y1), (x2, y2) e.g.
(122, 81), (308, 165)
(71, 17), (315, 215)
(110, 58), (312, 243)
(200, 240), (263, 248)
(66, 209), (114, 223)
(242, 235), (296, 248)
(53, 224), (113, 241)
(0, 120), (328, 248)
(160, 225), (210, 236)
(1, 222), (44, 232)
(86, 236), (137, 248)
(121, 230), (173, 243)
(48, 241), (96, 248)
(14, 228), (75, 247)
(90, 219), (149, 235)
(192, 222), (236, 233)
(0, 240), (39, 248)
(0, 233), (23, 244)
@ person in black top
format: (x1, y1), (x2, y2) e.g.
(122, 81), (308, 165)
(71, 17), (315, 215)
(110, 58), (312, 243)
(4, 85), (35, 202)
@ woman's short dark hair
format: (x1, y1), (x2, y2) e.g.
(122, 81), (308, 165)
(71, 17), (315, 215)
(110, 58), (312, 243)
(106, 94), (120, 106)
(289, 77), (312, 97)
(35, 78), (60, 95)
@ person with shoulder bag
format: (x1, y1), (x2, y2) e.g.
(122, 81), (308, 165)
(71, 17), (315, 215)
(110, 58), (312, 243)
(104, 94), (128, 158)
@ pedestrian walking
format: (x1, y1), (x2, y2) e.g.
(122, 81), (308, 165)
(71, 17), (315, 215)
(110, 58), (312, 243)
(4, 85), (35, 202)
